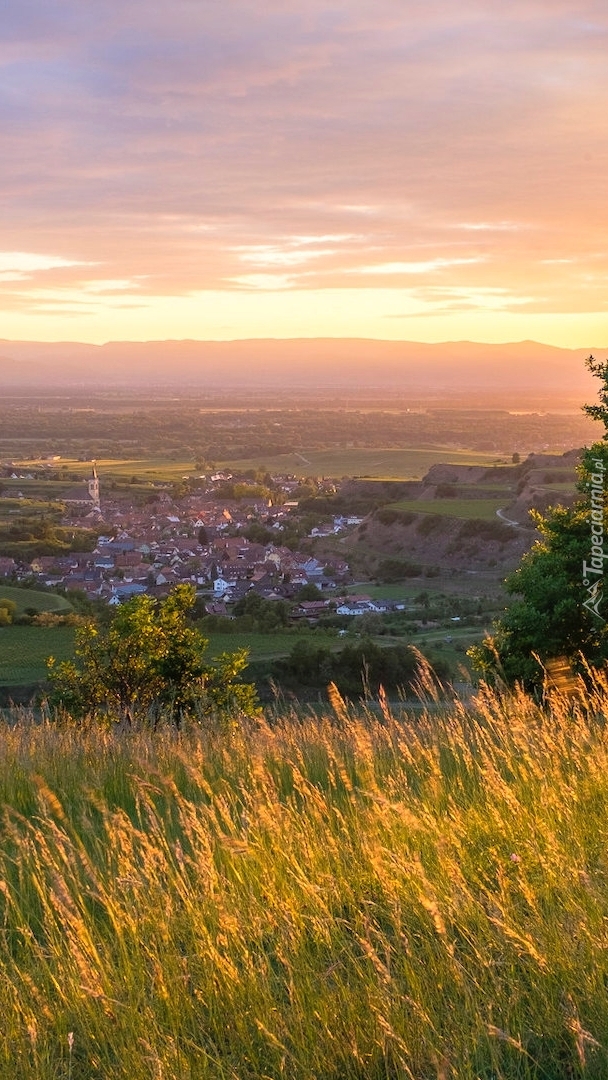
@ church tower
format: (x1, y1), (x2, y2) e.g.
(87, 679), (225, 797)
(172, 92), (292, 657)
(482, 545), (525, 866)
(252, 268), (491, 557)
(87, 463), (100, 509)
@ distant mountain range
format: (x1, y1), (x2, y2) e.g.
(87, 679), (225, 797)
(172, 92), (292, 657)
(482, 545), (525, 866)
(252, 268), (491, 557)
(0, 337), (602, 406)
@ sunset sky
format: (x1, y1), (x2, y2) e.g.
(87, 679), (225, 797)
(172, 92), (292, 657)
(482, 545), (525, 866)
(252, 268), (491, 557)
(1, 0), (607, 346)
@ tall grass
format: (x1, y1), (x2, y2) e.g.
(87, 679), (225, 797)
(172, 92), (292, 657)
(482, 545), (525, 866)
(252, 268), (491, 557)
(1, 681), (608, 1078)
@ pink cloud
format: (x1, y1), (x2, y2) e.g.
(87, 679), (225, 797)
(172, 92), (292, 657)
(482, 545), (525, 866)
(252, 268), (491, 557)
(1, 0), (607, 338)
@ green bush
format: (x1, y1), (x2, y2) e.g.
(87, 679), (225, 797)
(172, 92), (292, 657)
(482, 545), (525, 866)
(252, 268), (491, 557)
(416, 514), (443, 535)
(47, 585), (259, 726)
(458, 518), (512, 543)
(374, 507), (416, 527)
(376, 557), (422, 582)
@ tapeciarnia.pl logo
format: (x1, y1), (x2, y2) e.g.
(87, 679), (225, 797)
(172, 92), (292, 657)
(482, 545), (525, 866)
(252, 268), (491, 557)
(582, 458), (606, 620)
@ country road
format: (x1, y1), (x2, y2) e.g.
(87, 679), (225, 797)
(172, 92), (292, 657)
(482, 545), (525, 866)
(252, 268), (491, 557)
(496, 507), (528, 528)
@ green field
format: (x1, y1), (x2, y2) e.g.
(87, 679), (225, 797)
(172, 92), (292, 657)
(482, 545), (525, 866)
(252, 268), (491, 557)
(411, 625), (485, 668)
(0, 585), (73, 615)
(76, 456), (193, 481)
(224, 447), (505, 480)
(391, 497), (510, 520)
(346, 582), (417, 601)
(10, 449), (514, 486)
(0, 624), (457, 688)
(12, 456), (195, 482)
(0, 495), (63, 517)
(0, 625), (341, 687)
(1, 478), (87, 500)
(0, 625), (76, 686)
(207, 629), (339, 660)
(17, 449), (504, 484)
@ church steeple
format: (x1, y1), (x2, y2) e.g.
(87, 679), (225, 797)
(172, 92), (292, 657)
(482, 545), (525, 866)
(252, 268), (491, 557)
(87, 462), (100, 508)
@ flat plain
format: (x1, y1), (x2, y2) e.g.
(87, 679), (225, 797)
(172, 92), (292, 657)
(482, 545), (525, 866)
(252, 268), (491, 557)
(223, 446), (505, 479)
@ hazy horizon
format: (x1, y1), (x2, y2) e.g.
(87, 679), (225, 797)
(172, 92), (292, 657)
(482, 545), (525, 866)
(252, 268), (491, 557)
(2, 334), (607, 349)
(0, 337), (602, 407)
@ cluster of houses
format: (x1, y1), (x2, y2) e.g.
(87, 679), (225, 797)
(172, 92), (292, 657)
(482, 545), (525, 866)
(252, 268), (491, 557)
(0, 465), (417, 620)
(0, 468), (361, 613)
(1, 536), (346, 609)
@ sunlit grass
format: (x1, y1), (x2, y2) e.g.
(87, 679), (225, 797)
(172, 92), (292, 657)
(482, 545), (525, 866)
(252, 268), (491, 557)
(1, 681), (608, 1077)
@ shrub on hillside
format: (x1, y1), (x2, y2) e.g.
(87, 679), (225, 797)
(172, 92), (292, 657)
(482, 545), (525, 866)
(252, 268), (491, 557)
(376, 557), (422, 582)
(374, 507), (416, 527)
(416, 514), (443, 535)
(458, 519), (513, 543)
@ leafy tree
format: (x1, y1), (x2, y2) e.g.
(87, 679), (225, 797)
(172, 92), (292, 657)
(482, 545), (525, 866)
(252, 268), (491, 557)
(284, 639), (327, 683)
(469, 498), (608, 686)
(241, 521), (274, 545)
(376, 557), (422, 582)
(232, 591), (264, 618)
(232, 591), (290, 631)
(470, 356), (608, 687)
(357, 611), (385, 636)
(582, 354), (608, 431)
(47, 584), (259, 725)
(295, 582), (323, 601)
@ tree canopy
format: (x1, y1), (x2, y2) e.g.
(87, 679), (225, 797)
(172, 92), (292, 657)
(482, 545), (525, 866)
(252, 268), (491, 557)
(47, 584), (259, 725)
(582, 354), (608, 433)
(469, 357), (608, 688)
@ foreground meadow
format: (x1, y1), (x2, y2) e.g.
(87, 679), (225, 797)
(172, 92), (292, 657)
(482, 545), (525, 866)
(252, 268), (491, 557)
(1, 683), (608, 1078)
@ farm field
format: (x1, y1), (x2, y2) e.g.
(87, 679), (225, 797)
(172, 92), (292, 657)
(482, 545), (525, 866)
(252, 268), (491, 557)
(224, 446), (505, 480)
(410, 625), (485, 669)
(205, 629), (339, 661)
(345, 582), (417, 601)
(0, 495), (63, 517)
(8, 457), (194, 485)
(0, 585), (73, 615)
(344, 564), (508, 597)
(0, 625), (76, 686)
(0, 625), (340, 687)
(1, 479), (84, 500)
(71, 456), (194, 481)
(390, 497), (511, 520)
(210, 625), (484, 690)
(7, 450), (579, 491)
(13, 449), (506, 483)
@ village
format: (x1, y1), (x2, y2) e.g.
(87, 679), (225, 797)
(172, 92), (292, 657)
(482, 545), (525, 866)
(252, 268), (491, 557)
(0, 462), (411, 622)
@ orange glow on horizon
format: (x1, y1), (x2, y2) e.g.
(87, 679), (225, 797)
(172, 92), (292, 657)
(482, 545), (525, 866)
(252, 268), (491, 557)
(1, 3), (606, 349)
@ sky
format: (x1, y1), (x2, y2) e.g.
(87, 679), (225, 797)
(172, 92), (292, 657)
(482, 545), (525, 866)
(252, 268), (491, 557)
(1, 0), (607, 346)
